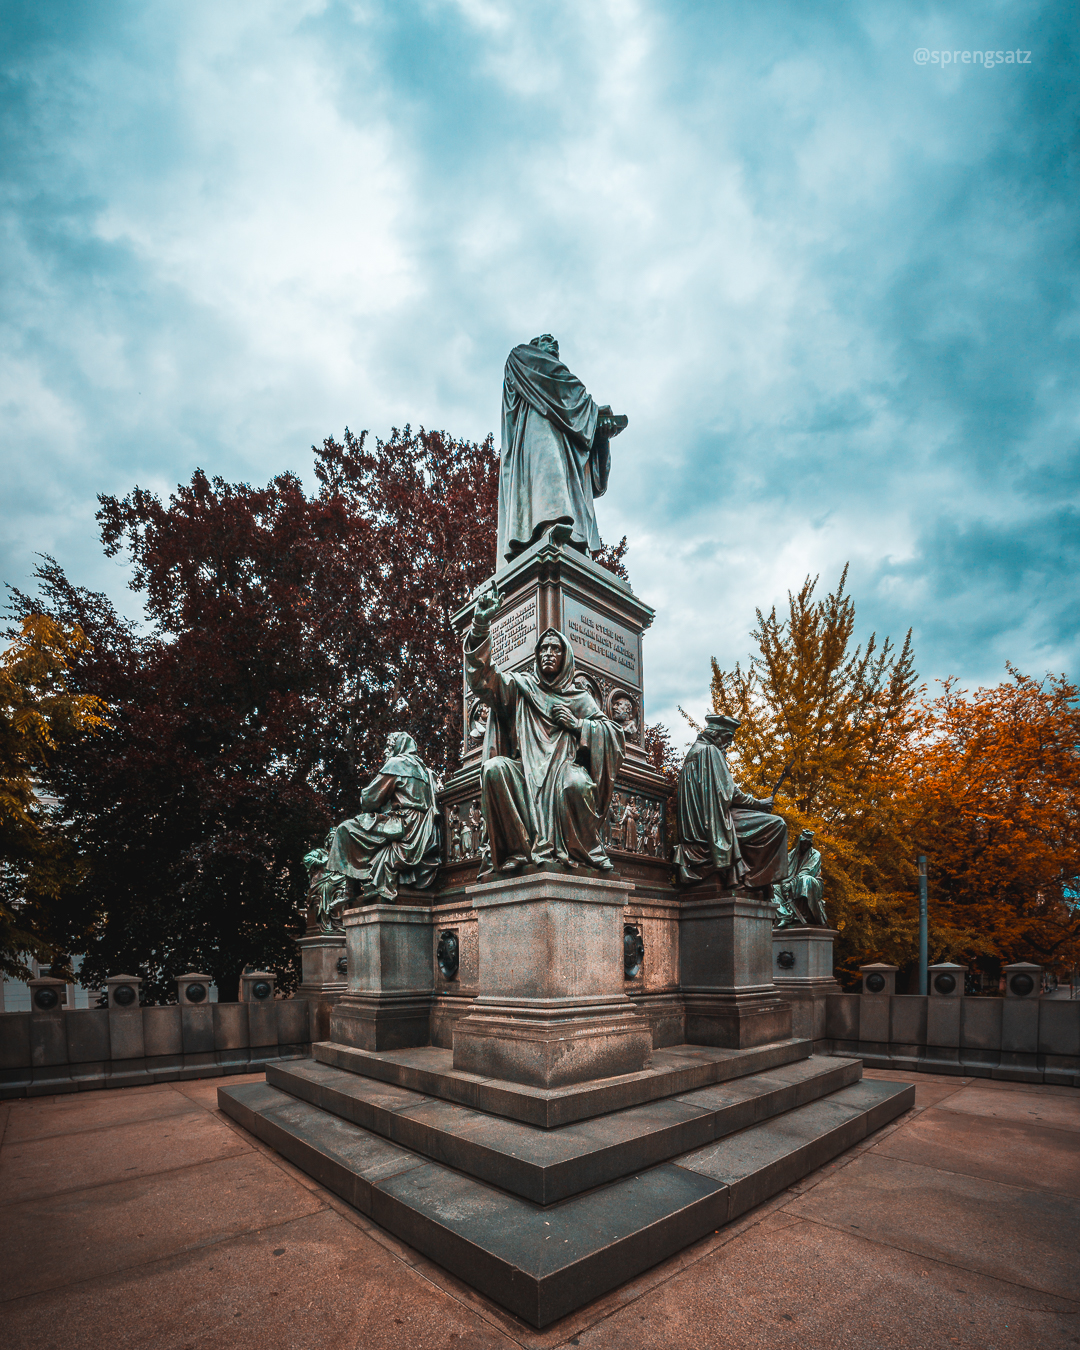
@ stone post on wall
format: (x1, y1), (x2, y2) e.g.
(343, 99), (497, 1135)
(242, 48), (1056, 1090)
(175, 972), (215, 1077)
(105, 974), (143, 1008)
(771, 927), (840, 1049)
(1000, 961), (1043, 1081)
(27, 977), (69, 1082)
(924, 961), (965, 1069)
(857, 963), (897, 1059)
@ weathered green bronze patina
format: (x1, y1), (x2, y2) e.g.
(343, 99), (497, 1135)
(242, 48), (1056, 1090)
(773, 828), (827, 927)
(465, 584), (625, 875)
(497, 334), (627, 564)
(302, 837), (340, 933)
(674, 713), (788, 889)
(322, 732), (440, 904)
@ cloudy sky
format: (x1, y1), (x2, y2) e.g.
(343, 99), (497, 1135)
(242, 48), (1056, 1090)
(2, 0), (1076, 741)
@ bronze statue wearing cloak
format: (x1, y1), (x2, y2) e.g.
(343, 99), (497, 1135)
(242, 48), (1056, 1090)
(466, 585), (625, 875)
(773, 829), (827, 927)
(497, 334), (627, 564)
(674, 713), (789, 890)
(323, 731), (440, 904)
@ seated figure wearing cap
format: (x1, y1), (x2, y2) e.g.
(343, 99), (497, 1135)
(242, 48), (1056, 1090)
(773, 829), (827, 927)
(674, 714), (789, 890)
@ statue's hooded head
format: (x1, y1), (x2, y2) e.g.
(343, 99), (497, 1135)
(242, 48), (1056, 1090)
(534, 628), (577, 693)
(703, 713), (740, 747)
(381, 730), (430, 781)
(386, 731), (418, 758)
(529, 333), (559, 359)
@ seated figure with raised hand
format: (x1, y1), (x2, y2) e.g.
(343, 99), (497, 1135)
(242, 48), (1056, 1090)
(773, 829), (827, 928)
(465, 584), (625, 877)
(321, 731), (440, 905)
(673, 713), (789, 890)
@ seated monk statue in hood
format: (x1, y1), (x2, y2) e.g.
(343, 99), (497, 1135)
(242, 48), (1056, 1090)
(465, 584), (626, 876)
(321, 731), (440, 905)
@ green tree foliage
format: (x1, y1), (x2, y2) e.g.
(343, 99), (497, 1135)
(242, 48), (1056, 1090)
(0, 616), (105, 979)
(708, 567), (921, 982)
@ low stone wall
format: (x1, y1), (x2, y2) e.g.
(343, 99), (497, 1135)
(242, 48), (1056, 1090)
(825, 991), (1080, 1086)
(0, 996), (313, 1099)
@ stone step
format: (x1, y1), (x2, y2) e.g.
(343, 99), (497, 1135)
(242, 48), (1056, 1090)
(266, 1053), (862, 1204)
(312, 1036), (813, 1128)
(218, 1075), (913, 1328)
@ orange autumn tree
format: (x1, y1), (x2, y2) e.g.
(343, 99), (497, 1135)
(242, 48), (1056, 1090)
(909, 668), (1080, 974)
(707, 568), (922, 981)
(0, 615), (106, 979)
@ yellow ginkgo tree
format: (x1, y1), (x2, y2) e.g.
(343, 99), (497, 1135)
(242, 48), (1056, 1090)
(0, 615), (106, 980)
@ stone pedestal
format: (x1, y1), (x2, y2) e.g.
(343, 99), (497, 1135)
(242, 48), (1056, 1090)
(297, 933), (348, 1042)
(330, 906), (433, 1052)
(679, 889), (792, 1049)
(771, 927), (840, 1047)
(452, 871), (652, 1088)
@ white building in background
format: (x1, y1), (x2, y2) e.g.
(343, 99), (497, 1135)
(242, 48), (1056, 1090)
(0, 956), (97, 1012)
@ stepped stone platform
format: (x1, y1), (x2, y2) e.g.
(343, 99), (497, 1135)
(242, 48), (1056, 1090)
(218, 1042), (913, 1327)
(313, 1036), (815, 1127)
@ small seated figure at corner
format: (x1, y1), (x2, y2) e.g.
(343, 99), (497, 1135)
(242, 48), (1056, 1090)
(773, 829), (827, 928)
(673, 713), (788, 890)
(321, 732), (440, 905)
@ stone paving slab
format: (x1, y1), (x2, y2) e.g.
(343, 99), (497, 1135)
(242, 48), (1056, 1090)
(1, 1147), (324, 1302)
(563, 1208), (1080, 1350)
(870, 1104), (1080, 1197)
(3, 1080), (196, 1143)
(784, 1149), (1080, 1302)
(935, 1082), (1080, 1132)
(0, 1102), (246, 1204)
(3, 1206), (519, 1350)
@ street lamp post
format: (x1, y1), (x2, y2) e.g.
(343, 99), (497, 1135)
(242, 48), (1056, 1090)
(918, 855), (928, 996)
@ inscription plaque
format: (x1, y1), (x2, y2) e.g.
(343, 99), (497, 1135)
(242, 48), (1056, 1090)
(490, 594), (538, 669)
(564, 599), (639, 685)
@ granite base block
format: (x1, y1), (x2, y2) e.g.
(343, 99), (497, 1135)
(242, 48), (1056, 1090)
(452, 1008), (652, 1089)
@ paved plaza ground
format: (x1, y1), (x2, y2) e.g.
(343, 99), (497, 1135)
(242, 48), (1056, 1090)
(1, 1066), (1077, 1350)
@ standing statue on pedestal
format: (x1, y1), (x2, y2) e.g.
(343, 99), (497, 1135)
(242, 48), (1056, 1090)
(497, 334), (627, 564)
(321, 732), (440, 904)
(466, 585), (625, 876)
(773, 829), (827, 927)
(303, 835), (339, 934)
(674, 713), (788, 889)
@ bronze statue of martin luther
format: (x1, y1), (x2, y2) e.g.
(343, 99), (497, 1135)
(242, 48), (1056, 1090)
(497, 335), (627, 564)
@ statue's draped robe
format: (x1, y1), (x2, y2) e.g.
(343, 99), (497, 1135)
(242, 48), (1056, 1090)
(326, 733), (440, 901)
(774, 844), (826, 926)
(497, 344), (611, 563)
(465, 626), (625, 871)
(674, 734), (788, 888)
